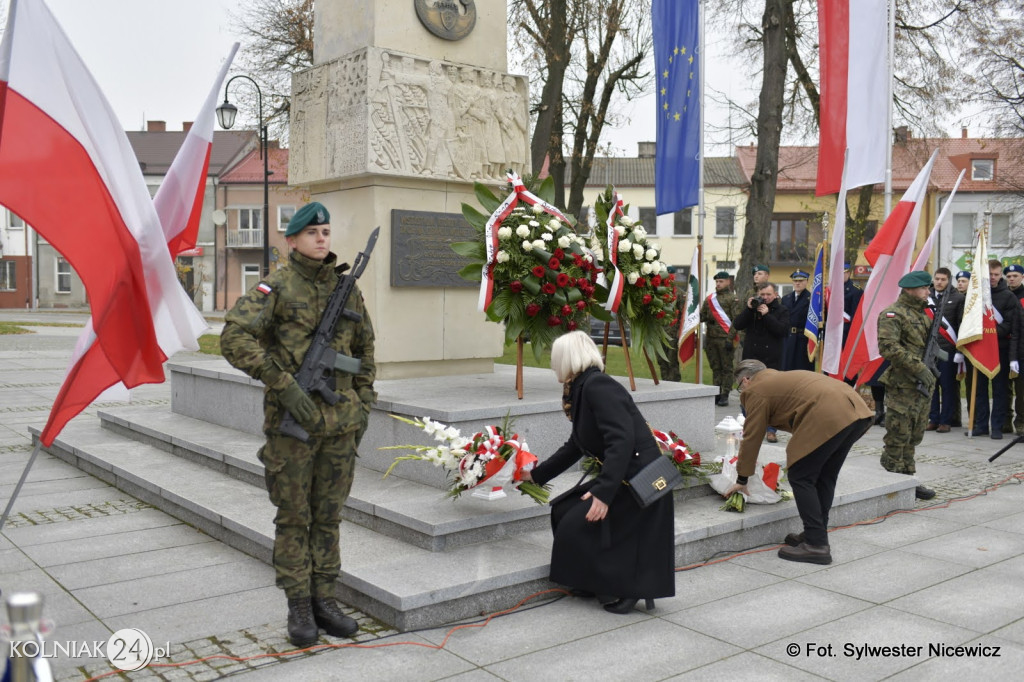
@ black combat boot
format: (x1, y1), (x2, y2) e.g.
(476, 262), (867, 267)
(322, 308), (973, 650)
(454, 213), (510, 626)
(312, 597), (359, 638)
(287, 597), (319, 648)
(871, 386), (885, 425)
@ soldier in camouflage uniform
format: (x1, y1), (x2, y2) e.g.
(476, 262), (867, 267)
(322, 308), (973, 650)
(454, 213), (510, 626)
(221, 202), (376, 647)
(876, 270), (935, 501)
(700, 271), (739, 406)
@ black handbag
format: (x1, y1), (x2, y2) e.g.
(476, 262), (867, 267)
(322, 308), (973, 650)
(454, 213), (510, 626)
(624, 455), (681, 508)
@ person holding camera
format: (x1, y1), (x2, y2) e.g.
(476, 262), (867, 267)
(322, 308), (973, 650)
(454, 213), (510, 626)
(733, 282), (789, 442)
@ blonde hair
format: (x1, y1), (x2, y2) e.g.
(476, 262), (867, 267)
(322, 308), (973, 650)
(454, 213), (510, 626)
(550, 330), (604, 383)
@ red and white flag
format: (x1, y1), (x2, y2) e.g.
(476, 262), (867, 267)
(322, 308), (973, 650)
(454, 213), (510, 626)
(0, 0), (206, 445)
(821, 159), (849, 375)
(678, 247), (700, 365)
(816, 0), (888, 196)
(957, 229), (1000, 379)
(839, 150), (938, 381)
(912, 168), (965, 271)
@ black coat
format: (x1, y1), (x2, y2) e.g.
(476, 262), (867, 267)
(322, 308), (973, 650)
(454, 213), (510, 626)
(929, 286), (963, 354)
(734, 297), (790, 370)
(991, 279), (1020, 360)
(531, 368), (675, 599)
(781, 289), (814, 371)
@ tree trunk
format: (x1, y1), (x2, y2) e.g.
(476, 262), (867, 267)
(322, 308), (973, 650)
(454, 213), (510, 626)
(737, 0), (791, 298)
(529, 0), (569, 179)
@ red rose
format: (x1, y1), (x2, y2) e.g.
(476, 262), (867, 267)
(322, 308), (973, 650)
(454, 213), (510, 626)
(542, 282), (557, 295)
(554, 248), (565, 260)
(691, 452), (701, 467)
(568, 277), (576, 286)
(548, 257), (561, 270)
(547, 315), (562, 327)
(573, 254), (584, 266)
(567, 320), (578, 331)
(656, 311), (666, 319)
(526, 303), (541, 317)
(642, 294), (653, 305)
(666, 274), (676, 282)
(637, 278), (647, 287)
(561, 304), (573, 316)
(652, 275), (662, 287)
(576, 300), (587, 311)
(510, 280), (524, 293)
(673, 452), (687, 463)
(532, 265), (546, 278)
(556, 273), (570, 288)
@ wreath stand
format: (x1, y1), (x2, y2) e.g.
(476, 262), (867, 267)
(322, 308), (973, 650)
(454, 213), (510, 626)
(597, 317), (660, 392)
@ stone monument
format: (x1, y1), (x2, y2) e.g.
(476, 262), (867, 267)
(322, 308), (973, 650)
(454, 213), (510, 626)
(290, 1), (528, 379)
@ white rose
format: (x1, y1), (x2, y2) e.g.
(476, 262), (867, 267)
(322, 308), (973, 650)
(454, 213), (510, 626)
(646, 248), (658, 261)
(522, 240), (533, 251)
(541, 232), (553, 242)
(497, 226), (512, 240)
(618, 240), (631, 253)
(532, 239), (546, 250)
(641, 262), (653, 275)
(558, 236), (571, 248)
(619, 215), (636, 227)
(614, 225), (625, 236)
(496, 250), (510, 263)
(632, 244), (644, 259)
(627, 271), (640, 285)
(634, 226), (647, 239)
(515, 224), (530, 238)
(532, 204), (545, 214)
(547, 219), (560, 231)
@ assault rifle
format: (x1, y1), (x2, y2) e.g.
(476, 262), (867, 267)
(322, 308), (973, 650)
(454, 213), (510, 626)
(280, 227), (380, 442)
(916, 299), (949, 397)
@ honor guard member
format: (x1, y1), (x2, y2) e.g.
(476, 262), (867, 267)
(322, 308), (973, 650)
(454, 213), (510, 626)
(700, 271), (740, 405)
(781, 269), (814, 371)
(877, 270), (936, 500)
(968, 259), (1020, 438)
(221, 202), (377, 647)
(843, 263), (863, 344)
(1003, 264), (1024, 434)
(955, 270), (971, 295)
(950, 270), (972, 427)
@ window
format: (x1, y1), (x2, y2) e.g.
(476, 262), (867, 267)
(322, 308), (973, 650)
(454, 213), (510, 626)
(991, 213), (1011, 247)
(242, 263), (260, 294)
(238, 208), (262, 233)
(673, 208), (692, 236)
(638, 207), (657, 231)
(769, 214), (815, 263)
(0, 260), (15, 291)
(952, 213), (975, 247)
(715, 206), (736, 237)
(56, 257), (72, 294)
(7, 212), (24, 229)
(971, 159), (994, 181)
(278, 205), (296, 232)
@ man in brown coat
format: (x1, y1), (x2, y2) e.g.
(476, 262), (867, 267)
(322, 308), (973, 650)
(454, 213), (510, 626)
(724, 360), (873, 564)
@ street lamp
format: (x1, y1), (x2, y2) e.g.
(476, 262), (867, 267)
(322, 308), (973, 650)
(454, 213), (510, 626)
(216, 75), (270, 277)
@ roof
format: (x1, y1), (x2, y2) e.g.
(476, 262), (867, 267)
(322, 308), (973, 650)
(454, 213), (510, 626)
(126, 130), (256, 176)
(560, 156), (746, 188)
(219, 145), (291, 185)
(735, 137), (1024, 193)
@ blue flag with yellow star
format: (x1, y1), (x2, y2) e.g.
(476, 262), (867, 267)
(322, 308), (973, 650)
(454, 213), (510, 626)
(653, 0), (700, 215)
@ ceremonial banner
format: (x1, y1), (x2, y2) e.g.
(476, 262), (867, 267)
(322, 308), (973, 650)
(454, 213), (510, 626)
(957, 229), (1000, 379)
(678, 247), (700, 365)
(805, 243), (824, 361)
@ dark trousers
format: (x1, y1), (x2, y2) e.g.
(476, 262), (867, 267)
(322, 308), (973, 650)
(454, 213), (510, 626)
(788, 417), (872, 547)
(928, 358), (957, 425)
(972, 361), (1010, 434)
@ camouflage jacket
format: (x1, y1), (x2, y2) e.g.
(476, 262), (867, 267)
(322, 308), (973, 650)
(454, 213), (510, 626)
(221, 250), (377, 435)
(877, 291), (929, 389)
(699, 290), (739, 340)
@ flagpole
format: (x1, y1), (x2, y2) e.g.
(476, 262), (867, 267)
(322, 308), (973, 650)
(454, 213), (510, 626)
(884, 0), (895, 217)
(696, 0), (706, 386)
(820, 212), (830, 374)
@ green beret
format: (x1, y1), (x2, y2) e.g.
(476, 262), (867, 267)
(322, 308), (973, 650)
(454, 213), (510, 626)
(285, 201), (330, 237)
(752, 264), (770, 274)
(898, 270), (932, 288)
(713, 271), (732, 280)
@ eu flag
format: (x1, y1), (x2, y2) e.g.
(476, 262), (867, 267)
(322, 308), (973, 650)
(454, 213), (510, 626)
(653, 0), (700, 215)
(805, 243), (825, 361)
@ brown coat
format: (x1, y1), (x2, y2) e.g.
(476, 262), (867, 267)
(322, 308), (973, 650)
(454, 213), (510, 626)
(737, 369), (873, 477)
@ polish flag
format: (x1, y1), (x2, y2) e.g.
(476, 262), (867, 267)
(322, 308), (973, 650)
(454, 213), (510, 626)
(838, 150), (938, 381)
(678, 247), (700, 365)
(821, 157), (848, 376)
(0, 0), (205, 445)
(815, 0), (888, 195)
(912, 168), (965, 271)
(957, 228), (1000, 379)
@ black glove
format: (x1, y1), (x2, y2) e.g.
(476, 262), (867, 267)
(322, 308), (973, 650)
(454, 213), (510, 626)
(281, 380), (317, 426)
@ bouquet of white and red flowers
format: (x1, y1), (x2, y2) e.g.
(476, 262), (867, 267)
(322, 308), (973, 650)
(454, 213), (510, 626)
(583, 425), (708, 485)
(382, 415), (550, 504)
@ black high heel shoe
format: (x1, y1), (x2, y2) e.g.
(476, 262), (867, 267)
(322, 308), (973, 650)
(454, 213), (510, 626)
(603, 598), (655, 614)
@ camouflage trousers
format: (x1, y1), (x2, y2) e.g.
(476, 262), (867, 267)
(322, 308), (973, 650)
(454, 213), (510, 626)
(705, 337), (735, 396)
(881, 387), (930, 475)
(258, 430), (357, 599)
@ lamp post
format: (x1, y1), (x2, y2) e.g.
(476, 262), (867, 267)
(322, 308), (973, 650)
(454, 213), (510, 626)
(216, 75), (270, 277)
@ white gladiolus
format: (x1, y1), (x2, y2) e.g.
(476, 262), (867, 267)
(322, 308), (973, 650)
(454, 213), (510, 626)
(522, 240), (534, 251)
(627, 271), (640, 285)
(558, 236), (571, 248)
(632, 244), (644, 259)
(541, 232), (553, 242)
(646, 248), (658, 261)
(515, 224), (530, 238)
(497, 226), (513, 240)
(618, 240), (631, 253)
(533, 239), (546, 250)
(496, 251), (510, 263)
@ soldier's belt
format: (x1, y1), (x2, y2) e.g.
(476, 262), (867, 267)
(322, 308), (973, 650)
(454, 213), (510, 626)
(790, 327), (800, 333)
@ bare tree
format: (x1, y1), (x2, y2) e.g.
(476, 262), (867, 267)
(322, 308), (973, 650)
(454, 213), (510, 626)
(963, 1), (1024, 134)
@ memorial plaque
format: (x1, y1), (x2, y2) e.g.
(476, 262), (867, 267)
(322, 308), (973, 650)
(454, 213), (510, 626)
(390, 209), (477, 288)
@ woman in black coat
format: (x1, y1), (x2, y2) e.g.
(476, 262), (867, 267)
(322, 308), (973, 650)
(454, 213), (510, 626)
(522, 331), (675, 614)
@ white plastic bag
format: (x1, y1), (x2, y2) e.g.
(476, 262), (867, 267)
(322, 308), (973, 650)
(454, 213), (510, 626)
(709, 456), (781, 505)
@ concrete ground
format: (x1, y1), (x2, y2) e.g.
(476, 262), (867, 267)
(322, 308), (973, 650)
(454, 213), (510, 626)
(2, 310), (1024, 681)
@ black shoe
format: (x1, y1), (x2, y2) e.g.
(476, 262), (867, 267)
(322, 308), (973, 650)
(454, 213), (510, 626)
(778, 542), (832, 565)
(992, 431), (1004, 440)
(915, 485), (936, 500)
(312, 597), (359, 638)
(784, 532), (805, 547)
(716, 395), (729, 407)
(873, 411), (885, 426)
(968, 429), (989, 437)
(603, 597), (656, 614)
(287, 597), (319, 648)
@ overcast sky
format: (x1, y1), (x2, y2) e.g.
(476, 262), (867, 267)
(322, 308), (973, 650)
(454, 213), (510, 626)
(15, 0), (747, 156)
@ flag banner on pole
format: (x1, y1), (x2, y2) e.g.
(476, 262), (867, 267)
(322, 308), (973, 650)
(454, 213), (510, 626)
(816, 0), (887, 195)
(912, 169), (966, 271)
(957, 229), (1000, 379)
(805, 243), (825, 361)
(0, 0), (205, 445)
(653, 0), (700, 214)
(821, 156), (849, 375)
(839, 150), (937, 381)
(678, 247), (700, 365)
